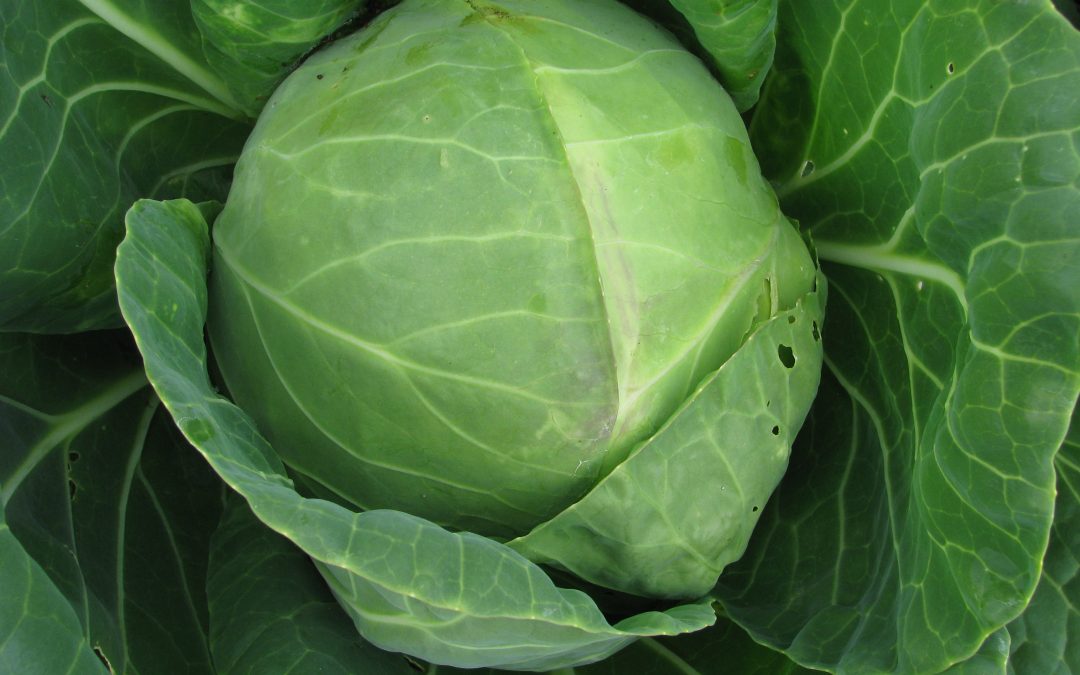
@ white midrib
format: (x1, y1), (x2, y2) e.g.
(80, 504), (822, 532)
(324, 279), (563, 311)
(76, 0), (243, 116)
(1, 370), (148, 503)
(816, 240), (969, 316)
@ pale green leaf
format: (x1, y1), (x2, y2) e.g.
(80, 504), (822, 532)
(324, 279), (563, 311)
(114, 198), (715, 672)
(208, 495), (416, 675)
(510, 273), (823, 598)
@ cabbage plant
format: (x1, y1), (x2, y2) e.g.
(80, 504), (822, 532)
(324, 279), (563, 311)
(1, 0), (1077, 674)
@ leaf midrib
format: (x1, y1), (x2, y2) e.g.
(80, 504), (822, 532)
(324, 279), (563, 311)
(1, 369), (148, 503)
(76, 0), (243, 117)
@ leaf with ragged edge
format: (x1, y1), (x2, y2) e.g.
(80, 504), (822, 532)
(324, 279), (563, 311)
(0, 0), (249, 332)
(192, 0), (365, 117)
(208, 495), (417, 675)
(114, 198), (716, 672)
(720, 1), (1080, 673)
(509, 272), (823, 599)
(0, 331), (226, 674)
(1006, 407), (1079, 674)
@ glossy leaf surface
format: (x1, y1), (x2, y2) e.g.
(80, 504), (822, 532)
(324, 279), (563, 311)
(718, 0), (1080, 672)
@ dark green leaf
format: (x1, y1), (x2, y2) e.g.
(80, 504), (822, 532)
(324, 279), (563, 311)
(0, 0), (249, 332)
(0, 331), (225, 673)
(1006, 407), (1079, 674)
(664, 0), (778, 112)
(943, 629), (1010, 675)
(192, 0), (366, 117)
(208, 495), (416, 675)
(724, 1), (1080, 672)
(575, 621), (815, 675)
(0, 508), (106, 675)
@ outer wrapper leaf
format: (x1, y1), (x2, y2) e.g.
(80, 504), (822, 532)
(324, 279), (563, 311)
(114, 198), (715, 672)
(667, 0), (778, 112)
(510, 273), (823, 599)
(208, 495), (416, 675)
(622, 0), (777, 112)
(0, 331), (225, 674)
(0, 0), (248, 332)
(1005, 408), (1079, 673)
(0, 509), (107, 675)
(721, 0), (1080, 672)
(192, 0), (364, 117)
(945, 630), (1010, 675)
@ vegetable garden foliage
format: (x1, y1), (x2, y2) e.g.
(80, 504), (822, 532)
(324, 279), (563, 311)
(1, 0), (1076, 674)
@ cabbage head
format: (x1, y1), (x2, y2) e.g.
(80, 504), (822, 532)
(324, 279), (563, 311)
(206, 0), (823, 604)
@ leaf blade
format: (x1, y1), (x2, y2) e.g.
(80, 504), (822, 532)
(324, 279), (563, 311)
(114, 198), (716, 672)
(726, 1), (1080, 672)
